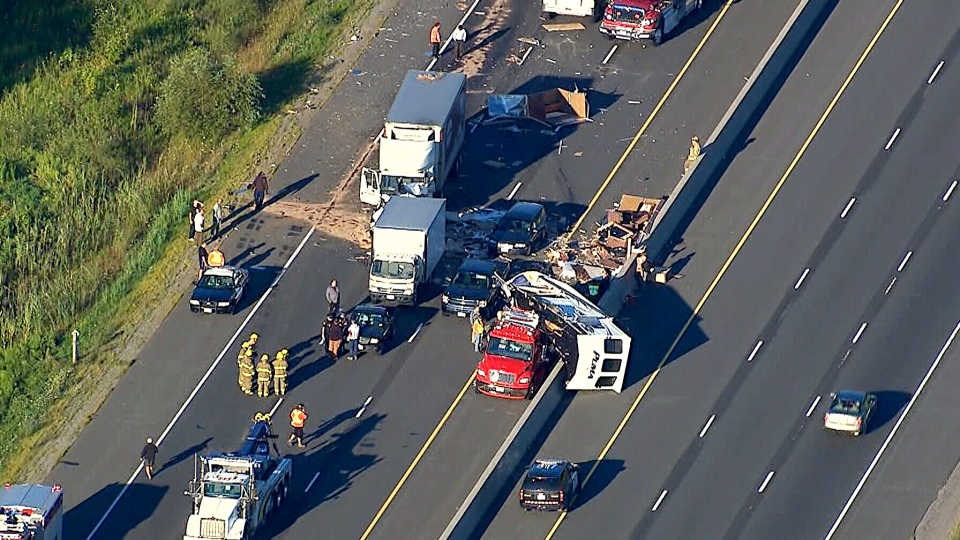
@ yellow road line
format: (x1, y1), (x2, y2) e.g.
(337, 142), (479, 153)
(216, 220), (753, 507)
(359, 373), (476, 540)
(360, 3), (738, 538)
(567, 0), (736, 238)
(543, 1), (905, 538)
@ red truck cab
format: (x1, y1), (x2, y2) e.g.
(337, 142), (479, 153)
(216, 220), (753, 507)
(475, 309), (549, 399)
(599, 0), (702, 45)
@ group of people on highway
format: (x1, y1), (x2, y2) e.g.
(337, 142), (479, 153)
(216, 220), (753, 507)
(236, 333), (289, 398)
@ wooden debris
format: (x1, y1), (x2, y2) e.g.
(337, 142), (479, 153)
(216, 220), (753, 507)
(542, 22), (586, 32)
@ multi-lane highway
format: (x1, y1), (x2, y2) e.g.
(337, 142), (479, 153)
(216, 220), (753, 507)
(481, 1), (960, 539)
(51, 1), (801, 540)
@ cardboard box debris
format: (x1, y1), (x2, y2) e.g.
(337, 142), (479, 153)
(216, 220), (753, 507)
(485, 88), (589, 128)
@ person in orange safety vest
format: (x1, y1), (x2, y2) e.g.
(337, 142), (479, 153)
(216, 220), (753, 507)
(207, 246), (225, 267)
(288, 404), (308, 447)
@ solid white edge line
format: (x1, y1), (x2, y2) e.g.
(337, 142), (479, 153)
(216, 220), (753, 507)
(758, 471), (775, 493)
(928, 60), (944, 84)
(408, 322), (424, 343)
(943, 180), (958, 202)
(699, 414), (716, 438)
(652, 490), (668, 512)
(85, 226), (316, 540)
(823, 319), (960, 540)
(794, 268), (811, 290)
(841, 197), (856, 219)
(884, 128), (901, 151)
(425, 0), (483, 71)
(269, 397), (284, 417)
(747, 340), (764, 362)
(602, 45), (618, 65)
(897, 251), (912, 272)
(852, 322), (868, 344)
(805, 395), (821, 418)
(507, 182), (523, 200)
(304, 471), (321, 493)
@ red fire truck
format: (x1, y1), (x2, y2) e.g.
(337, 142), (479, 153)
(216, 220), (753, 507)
(599, 0), (702, 46)
(474, 309), (554, 400)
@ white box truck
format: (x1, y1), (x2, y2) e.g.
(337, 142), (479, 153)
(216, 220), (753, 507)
(542, 0), (600, 19)
(369, 197), (446, 306)
(360, 70), (467, 207)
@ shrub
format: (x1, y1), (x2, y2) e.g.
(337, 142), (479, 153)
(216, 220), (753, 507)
(156, 47), (262, 143)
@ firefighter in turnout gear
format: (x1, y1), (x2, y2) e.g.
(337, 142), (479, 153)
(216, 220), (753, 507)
(256, 354), (273, 397)
(272, 349), (289, 396)
(238, 350), (255, 395)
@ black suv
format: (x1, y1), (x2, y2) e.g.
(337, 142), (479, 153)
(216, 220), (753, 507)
(441, 258), (510, 318)
(519, 459), (580, 511)
(351, 302), (395, 355)
(488, 202), (547, 256)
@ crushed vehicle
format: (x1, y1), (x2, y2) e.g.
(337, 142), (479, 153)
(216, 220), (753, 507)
(0, 483), (63, 540)
(475, 270), (632, 398)
(599, 0), (702, 45)
(485, 88), (589, 131)
(183, 414), (292, 540)
(488, 202), (548, 257)
(360, 70), (466, 206)
(350, 302), (395, 354)
(442, 258), (511, 318)
(190, 266), (249, 314)
(369, 197), (446, 306)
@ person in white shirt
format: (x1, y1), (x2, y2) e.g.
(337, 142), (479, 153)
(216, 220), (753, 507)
(194, 205), (205, 244)
(452, 25), (468, 61)
(346, 320), (361, 361)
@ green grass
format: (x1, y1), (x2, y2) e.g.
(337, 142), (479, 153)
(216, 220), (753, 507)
(0, 0), (371, 477)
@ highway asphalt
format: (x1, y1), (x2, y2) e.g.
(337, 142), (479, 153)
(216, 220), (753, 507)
(481, 1), (960, 539)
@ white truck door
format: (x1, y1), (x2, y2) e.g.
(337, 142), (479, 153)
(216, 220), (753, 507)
(359, 168), (382, 206)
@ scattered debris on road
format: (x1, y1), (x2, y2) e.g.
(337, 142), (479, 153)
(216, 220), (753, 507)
(542, 22), (586, 32)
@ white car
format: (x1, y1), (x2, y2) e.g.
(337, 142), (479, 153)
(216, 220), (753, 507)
(823, 390), (877, 436)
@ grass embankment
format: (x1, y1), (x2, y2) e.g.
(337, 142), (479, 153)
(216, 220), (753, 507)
(0, 0), (372, 478)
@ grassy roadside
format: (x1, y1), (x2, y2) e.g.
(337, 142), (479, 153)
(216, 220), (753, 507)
(0, 0), (380, 480)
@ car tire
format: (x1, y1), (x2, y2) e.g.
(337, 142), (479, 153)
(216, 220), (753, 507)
(652, 25), (663, 46)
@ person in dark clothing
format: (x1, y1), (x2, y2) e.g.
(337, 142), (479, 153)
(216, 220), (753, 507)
(325, 279), (340, 316)
(198, 243), (209, 281)
(141, 437), (159, 480)
(327, 316), (344, 360)
(188, 200), (200, 241)
(251, 172), (269, 211)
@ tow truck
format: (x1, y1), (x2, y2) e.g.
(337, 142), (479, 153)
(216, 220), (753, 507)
(475, 271), (632, 398)
(0, 483), (63, 540)
(183, 414), (292, 540)
(599, 0), (702, 46)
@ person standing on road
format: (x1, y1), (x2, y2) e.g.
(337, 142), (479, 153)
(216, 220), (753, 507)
(288, 404), (308, 447)
(251, 172), (269, 211)
(207, 244), (225, 268)
(430, 21), (442, 59)
(471, 317), (485, 352)
(470, 305), (482, 326)
(684, 135), (701, 174)
(327, 315), (344, 360)
(239, 350), (255, 395)
(256, 354), (273, 398)
(452, 24), (467, 61)
(188, 200), (200, 241)
(212, 197), (223, 238)
(272, 349), (288, 396)
(326, 279), (340, 316)
(141, 437), (159, 480)
(197, 242), (209, 281)
(346, 318), (360, 361)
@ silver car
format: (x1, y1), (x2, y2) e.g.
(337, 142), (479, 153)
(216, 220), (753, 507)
(823, 390), (877, 436)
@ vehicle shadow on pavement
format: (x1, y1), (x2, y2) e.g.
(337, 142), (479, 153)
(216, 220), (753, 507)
(868, 390), (911, 434)
(389, 306), (440, 349)
(648, 0), (839, 266)
(156, 437), (213, 477)
(262, 412), (387, 538)
(571, 458), (627, 510)
(450, 75), (620, 210)
(65, 482), (168, 539)
(236, 264), (282, 313)
(618, 280), (707, 391)
(659, 0), (727, 48)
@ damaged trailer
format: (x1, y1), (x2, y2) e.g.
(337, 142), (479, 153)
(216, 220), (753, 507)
(503, 270), (631, 393)
(485, 88), (589, 130)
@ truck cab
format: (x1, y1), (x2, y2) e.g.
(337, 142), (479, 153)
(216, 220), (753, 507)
(184, 417), (291, 540)
(369, 197), (446, 307)
(475, 309), (551, 399)
(599, 0), (702, 45)
(0, 483), (63, 540)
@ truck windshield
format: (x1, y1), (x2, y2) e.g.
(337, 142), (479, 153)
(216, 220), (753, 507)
(204, 482), (243, 499)
(453, 271), (489, 289)
(381, 175), (401, 194)
(610, 5), (644, 22)
(486, 337), (533, 362)
(371, 260), (415, 280)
